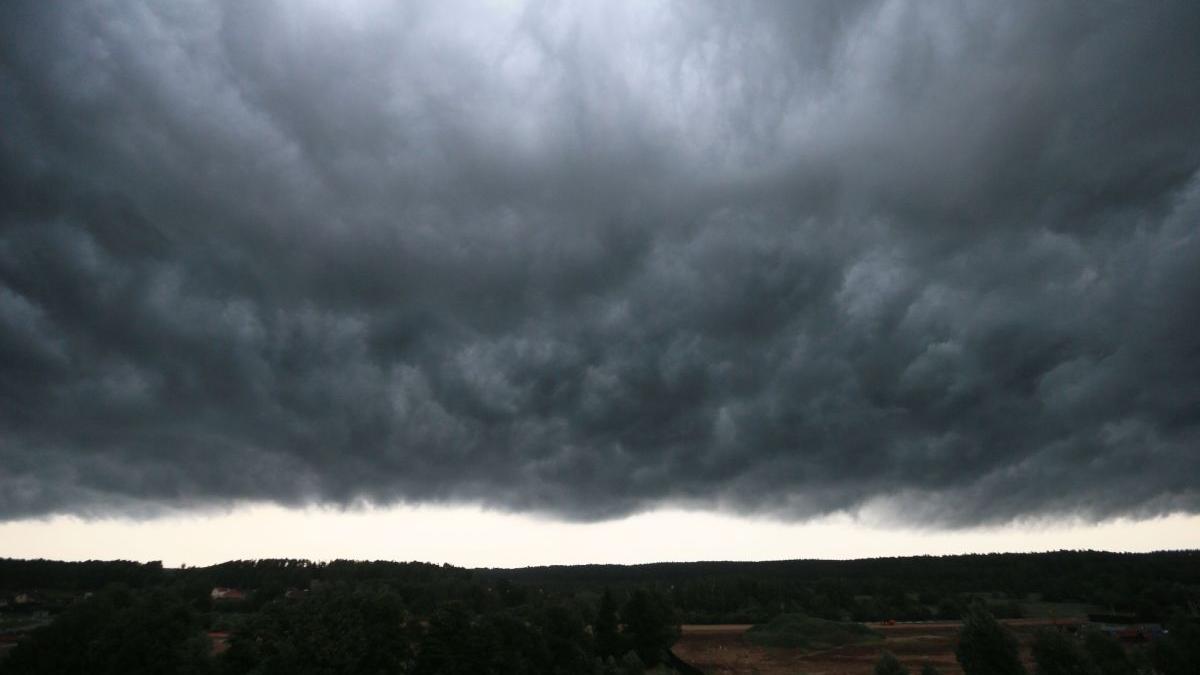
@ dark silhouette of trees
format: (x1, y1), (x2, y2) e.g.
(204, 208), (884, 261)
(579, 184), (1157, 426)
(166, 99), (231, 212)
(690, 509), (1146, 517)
(486, 550), (1200, 624)
(594, 588), (622, 658)
(541, 603), (592, 675)
(221, 587), (412, 675)
(1031, 628), (1088, 675)
(3, 553), (1200, 674)
(1081, 630), (1136, 675)
(620, 588), (679, 667)
(6, 550), (1200, 626)
(955, 605), (1026, 675)
(411, 603), (482, 675)
(1027, 625), (1157, 675)
(0, 558), (163, 591)
(1150, 619), (1200, 675)
(2, 586), (212, 675)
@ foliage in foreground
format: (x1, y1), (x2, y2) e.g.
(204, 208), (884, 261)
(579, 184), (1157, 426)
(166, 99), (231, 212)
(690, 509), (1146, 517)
(969, 605), (1200, 675)
(0, 579), (684, 675)
(0, 587), (212, 675)
(956, 604), (1026, 675)
(875, 650), (910, 675)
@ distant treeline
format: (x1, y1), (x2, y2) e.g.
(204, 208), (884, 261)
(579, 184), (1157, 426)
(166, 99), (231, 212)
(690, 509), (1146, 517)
(1, 551), (1199, 674)
(2, 550), (1199, 623)
(484, 550), (1200, 623)
(0, 558), (163, 591)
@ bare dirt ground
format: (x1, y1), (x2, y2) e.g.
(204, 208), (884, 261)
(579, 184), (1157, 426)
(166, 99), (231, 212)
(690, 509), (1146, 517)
(673, 618), (1072, 675)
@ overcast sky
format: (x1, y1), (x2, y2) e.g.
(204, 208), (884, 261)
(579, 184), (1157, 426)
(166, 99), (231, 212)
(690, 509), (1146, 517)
(1, 0), (1199, 562)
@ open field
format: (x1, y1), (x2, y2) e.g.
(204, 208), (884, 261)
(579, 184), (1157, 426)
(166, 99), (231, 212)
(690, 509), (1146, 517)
(674, 618), (1074, 675)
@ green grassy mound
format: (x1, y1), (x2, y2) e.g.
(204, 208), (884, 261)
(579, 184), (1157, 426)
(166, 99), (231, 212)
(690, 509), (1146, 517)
(745, 614), (884, 650)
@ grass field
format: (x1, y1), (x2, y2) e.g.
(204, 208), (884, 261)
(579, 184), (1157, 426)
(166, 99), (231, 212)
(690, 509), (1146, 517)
(674, 618), (1070, 675)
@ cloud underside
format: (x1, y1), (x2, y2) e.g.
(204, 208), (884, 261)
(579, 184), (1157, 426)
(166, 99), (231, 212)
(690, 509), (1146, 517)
(1, 1), (1198, 525)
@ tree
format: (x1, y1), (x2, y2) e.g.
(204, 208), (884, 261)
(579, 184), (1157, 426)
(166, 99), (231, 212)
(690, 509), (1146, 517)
(1031, 629), (1088, 675)
(921, 665), (942, 675)
(955, 604), (1026, 675)
(621, 589), (679, 667)
(542, 603), (591, 675)
(1150, 619), (1200, 675)
(594, 589), (622, 659)
(222, 587), (413, 675)
(2, 587), (214, 675)
(412, 604), (480, 675)
(1081, 630), (1135, 675)
(875, 650), (910, 675)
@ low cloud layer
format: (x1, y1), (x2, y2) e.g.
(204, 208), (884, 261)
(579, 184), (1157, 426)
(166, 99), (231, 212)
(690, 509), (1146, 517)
(2, 1), (1198, 525)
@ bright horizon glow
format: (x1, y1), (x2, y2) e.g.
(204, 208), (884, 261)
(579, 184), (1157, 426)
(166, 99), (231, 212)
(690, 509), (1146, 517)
(1, 506), (1197, 568)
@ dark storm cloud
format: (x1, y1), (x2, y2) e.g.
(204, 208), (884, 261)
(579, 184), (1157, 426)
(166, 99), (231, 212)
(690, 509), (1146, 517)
(2, 0), (1198, 525)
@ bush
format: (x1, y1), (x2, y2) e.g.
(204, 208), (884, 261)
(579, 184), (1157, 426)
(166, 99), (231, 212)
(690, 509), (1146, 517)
(745, 614), (883, 650)
(1082, 630), (1135, 675)
(875, 650), (910, 675)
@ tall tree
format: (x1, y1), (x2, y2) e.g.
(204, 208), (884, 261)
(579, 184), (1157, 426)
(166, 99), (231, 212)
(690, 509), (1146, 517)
(594, 588), (622, 659)
(621, 589), (679, 666)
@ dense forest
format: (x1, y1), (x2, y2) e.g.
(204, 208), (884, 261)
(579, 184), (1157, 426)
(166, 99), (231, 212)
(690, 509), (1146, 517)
(485, 550), (1200, 623)
(0, 558), (682, 675)
(0, 551), (1197, 674)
